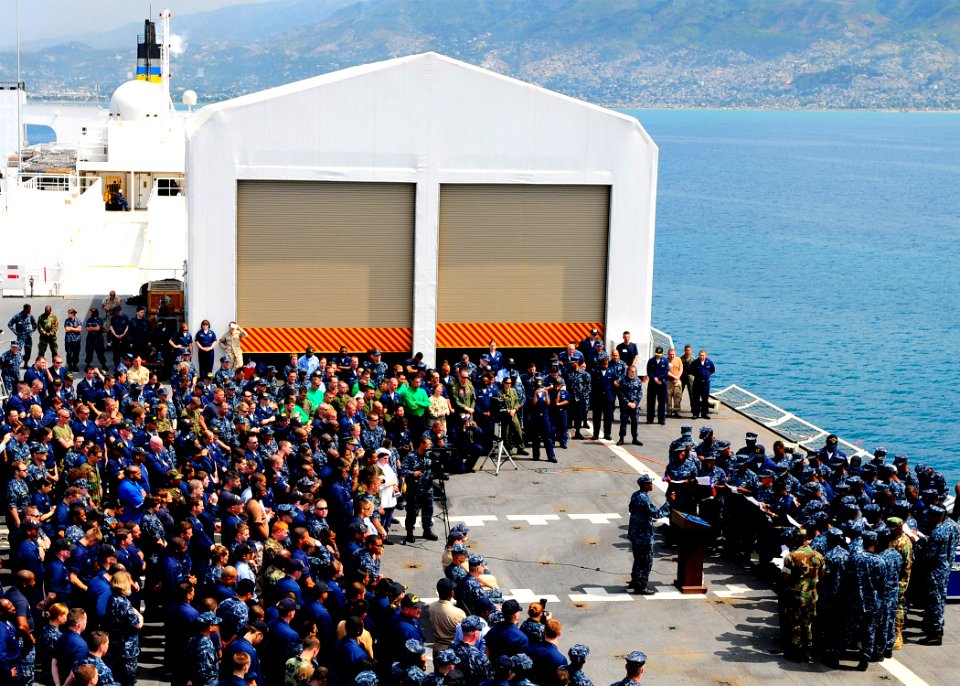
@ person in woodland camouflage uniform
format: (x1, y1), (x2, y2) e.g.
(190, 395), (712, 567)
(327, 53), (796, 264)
(780, 528), (824, 663)
(886, 516), (913, 650)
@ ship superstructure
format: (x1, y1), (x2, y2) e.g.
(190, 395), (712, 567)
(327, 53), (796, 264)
(0, 10), (189, 296)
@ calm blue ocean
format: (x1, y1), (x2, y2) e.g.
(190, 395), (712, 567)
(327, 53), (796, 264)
(625, 109), (960, 484)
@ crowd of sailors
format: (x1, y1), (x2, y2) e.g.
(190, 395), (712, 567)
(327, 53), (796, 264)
(1, 299), (957, 684)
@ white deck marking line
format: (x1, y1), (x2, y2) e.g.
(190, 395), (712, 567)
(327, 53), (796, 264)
(448, 515), (499, 526)
(603, 440), (667, 492)
(712, 584), (775, 600)
(880, 658), (931, 686)
(506, 514), (561, 526)
(641, 585), (704, 600)
(568, 587), (634, 602)
(506, 589), (562, 603)
(567, 513), (622, 523)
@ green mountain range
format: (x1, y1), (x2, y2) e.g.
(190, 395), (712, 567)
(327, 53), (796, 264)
(2, 0), (959, 108)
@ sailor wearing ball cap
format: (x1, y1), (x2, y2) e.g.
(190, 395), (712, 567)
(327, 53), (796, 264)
(627, 474), (674, 595)
(610, 651), (648, 686)
(915, 503), (959, 645)
(185, 611), (222, 686)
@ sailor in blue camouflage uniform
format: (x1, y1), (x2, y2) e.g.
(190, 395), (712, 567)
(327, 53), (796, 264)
(361, 413), (386, 452)
(838, 529), (885, 670)
(610, 651), (647, 686)
(567, 643), (593, 686)
(63, 308), (83, 371)
(364, 349), (388, 386)
(424, 649), (459, 686)
(527, 378), (556, 463)
(7, 305), (37, 368)
(915, 504), (960, 645)
(84, 308), (108, 368)
(668, 425), (694, 465)
(1, 341), (22, 395)
(452, 616), (493, 686)
(817, 527), (850, 649)
(567, 359), (591, 440)
(608, 350), (627, 387)
(616, 365), (643, 446)
(875, 531), (903, 658)
(6, 462), (31, 533)
(664, 442), (699, 515)
(627, 474), (674, 594)
(401, 437), (439, 543)
(185, 611), (221, 686)
(548, 376), (570, 449)
(213, 356), (234, 385)
(105, 575), (142, 686)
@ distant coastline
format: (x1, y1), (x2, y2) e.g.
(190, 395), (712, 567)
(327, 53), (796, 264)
(22, 94), (960, 115)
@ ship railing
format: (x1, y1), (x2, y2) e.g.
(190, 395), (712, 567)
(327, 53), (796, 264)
(649, 326), (675, 355)
(711, 383), (870, 459)
(19, 174), (77, 192)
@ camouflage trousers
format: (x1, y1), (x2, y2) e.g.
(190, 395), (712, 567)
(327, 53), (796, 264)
(875, 594), (898, 656)
(851, 609), (878, 661)
(15, 642), (35, 686)
(895, 588), (908, 647)
(781, 596), (816, 656)
(16, 335), (32, 364)
(631, 542), (654, 588)
(922, 573), (948, 636)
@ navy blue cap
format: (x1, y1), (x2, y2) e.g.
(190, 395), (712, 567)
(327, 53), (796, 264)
(194, 611), (222, 626)
(460, 616), (483, 632)
(436, 649), (460, 666)
(404, 638), (426, 655)
(625, 651), (647, 665)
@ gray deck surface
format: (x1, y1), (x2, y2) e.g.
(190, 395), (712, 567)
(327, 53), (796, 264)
(381, 409), (958, 686)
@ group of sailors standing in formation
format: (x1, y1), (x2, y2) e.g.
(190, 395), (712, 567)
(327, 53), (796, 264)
(2, 298), (956, 683)
(3, 305), (678, 686)
(629, 422), (960, 669)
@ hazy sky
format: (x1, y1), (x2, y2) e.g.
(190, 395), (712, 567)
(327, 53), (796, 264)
(0, 0), (267, 47)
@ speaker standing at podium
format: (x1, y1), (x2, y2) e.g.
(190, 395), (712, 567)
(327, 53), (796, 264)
(627, 475), (676, 594)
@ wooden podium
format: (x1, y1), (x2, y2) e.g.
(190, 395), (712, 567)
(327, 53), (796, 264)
(671, 510), (711, 594)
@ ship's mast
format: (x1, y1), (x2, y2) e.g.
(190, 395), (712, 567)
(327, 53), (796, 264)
(15, 0), (22, 178)
(159, 8), (172, 124)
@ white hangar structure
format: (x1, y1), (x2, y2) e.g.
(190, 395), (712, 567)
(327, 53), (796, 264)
(185, 52), (658, 363)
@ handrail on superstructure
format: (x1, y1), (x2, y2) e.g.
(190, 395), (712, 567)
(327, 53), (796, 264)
(711, 383), (869, 458)
(649, 327), (674, 356)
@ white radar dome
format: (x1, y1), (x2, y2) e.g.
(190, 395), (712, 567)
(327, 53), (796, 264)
(109, 80), (166, 120)
(182, 90), (198, 107)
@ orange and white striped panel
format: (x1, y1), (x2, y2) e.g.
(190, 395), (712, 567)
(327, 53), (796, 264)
(436, 322), (603, 349)
(241, 327), (412, 354)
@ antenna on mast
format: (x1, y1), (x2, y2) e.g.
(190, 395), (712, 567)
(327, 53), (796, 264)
(159, 8), (172, 122)
(15, 0), (23, 178)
